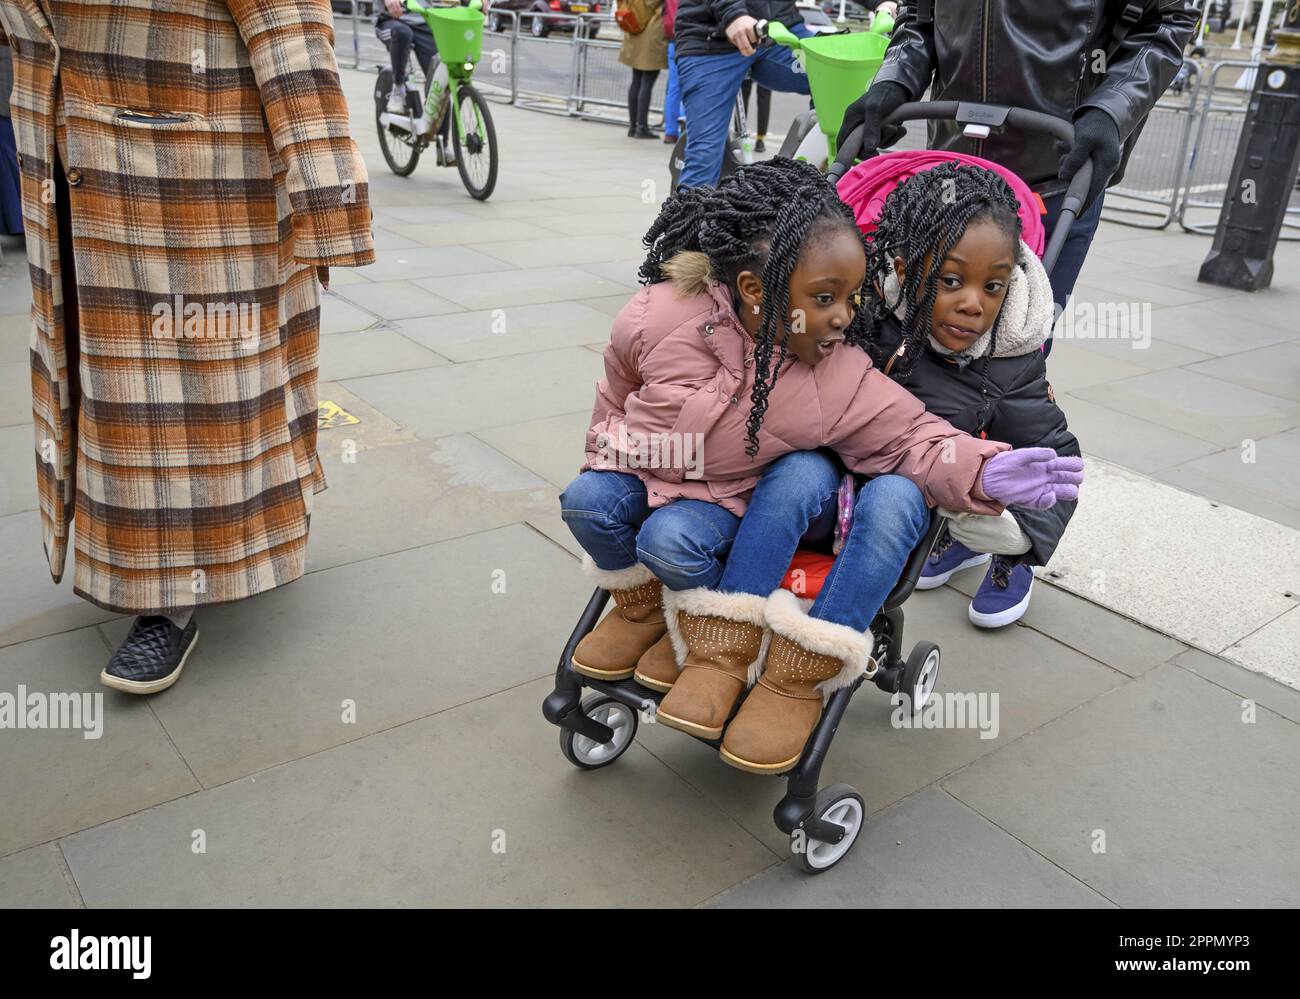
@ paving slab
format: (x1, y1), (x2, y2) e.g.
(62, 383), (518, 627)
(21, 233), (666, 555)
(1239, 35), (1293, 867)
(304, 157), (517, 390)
(368, 245), (517, 281)
(318, 328), (450, 381)
(331, 279), (465, 321)
(58, 678), (777, 907)
(529, 211), (665, 237)
(1055, 329), (1216, 372)
(0, 312), (29, 357)
(1221, 605), (1300, 691)
(1143, 301), (1297, 358)
(943, 663), (1300, 907)
(1037, 340), (1154, 395)
(0, 362), (29, 427)
(634, 585), (1125, 856)
(415, 265), (634, 310)
(0, 422), (36, 518)
(0, 844), (82, 908)
(1184, 341), (1300, 403)
(474, 411), (591, 489)
(1172, 646), (1300, 726)
(0, 512), (122, 649)
(706, 788), (1113, 908)
(1200, 285), (1300, 331)
(341, 347), (603, 438)
(396, 301), (615, 362)
(307, 435), (557, 573)
(1070, 367), (1300, 448)
(464, 235), (644, 269)
(1057, 392), (1222, 473)
(1153, 427), (1300, 530)
(318, 294), (379, 336)
(0, 627), (200, 857)
(98, 524), (589, 787)
(943, 576), (1187, 679)
(1048, 457), (1300, 670)
(383, 219), (558, 247)
(525, 511), (584, 560)
(1118, 263), (1252, 302)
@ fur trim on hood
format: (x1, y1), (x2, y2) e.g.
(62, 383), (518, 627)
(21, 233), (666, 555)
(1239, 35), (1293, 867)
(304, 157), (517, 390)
(662, 250), (714, 299)
(880, 239), (1055, 359)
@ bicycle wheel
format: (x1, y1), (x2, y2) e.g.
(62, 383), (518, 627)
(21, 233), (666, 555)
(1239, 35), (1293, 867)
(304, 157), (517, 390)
(450, 84), (498, 201)
(374, 68), (422, 177)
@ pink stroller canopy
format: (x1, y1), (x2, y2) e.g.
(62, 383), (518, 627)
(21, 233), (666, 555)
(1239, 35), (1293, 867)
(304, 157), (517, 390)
(835, 150), (1046, 257)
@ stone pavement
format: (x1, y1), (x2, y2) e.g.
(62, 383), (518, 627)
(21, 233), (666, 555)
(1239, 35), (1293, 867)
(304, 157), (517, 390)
(1, 64), (1298, 907)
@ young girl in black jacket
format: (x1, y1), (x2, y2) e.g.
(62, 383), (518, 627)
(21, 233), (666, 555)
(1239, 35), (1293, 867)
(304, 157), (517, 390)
(863, 162), (1082, 628)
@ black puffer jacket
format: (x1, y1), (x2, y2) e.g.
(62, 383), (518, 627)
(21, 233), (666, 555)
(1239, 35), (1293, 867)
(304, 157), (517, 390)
(873, 315), (1080, 568)
(873, 0), (1199, 193)
(673, 0), (802, 57)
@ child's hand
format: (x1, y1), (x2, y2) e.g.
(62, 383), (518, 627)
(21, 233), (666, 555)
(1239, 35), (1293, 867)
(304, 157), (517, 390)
(980, 448), (1084, 511)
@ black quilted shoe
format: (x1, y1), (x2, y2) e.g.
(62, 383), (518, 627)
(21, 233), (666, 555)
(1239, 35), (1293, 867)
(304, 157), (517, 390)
(100, 615), (199, 695)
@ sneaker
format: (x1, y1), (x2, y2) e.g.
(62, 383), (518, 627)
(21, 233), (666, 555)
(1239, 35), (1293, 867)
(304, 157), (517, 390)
(916, 528), (991, 590)
(100, 615), (199, 695)
(968, 557), (1035, 628)
(755, 137), (766, 153)
(387, 86), (407, 115)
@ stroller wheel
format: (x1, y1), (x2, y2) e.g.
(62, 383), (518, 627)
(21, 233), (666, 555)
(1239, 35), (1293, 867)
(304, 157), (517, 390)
(901, 641), (940, 713)
(792, 784), (865, 874)
(559, 694), (638, 770)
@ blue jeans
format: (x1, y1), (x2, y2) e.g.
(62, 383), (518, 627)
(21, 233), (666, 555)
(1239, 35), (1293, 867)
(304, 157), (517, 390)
(664, 41), (682, 136)
(675, 26), (813, 189)
(1041, 189), (1105, 358)
(560, 452), (834, 591)
(560, 453), (929, 634)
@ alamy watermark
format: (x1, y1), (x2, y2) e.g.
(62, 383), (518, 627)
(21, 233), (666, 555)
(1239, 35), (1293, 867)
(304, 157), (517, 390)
(1053, 296), (1152, 349)
(151, 294), (261, 348)
(0, 686), (103, 740)
(593, 426), (705, 480)
(890, 690), (1000, 740)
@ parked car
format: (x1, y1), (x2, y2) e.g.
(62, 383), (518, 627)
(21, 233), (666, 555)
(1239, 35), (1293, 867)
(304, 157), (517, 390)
(331, 0), (376, 14)
(486, 0), (604, 39)
(797, 3), (842, 35)
(818, 0), (872, 21)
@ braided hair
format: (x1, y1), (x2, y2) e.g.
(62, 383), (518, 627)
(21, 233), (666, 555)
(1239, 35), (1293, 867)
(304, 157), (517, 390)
(862, 162), (1022, 429)
(640, 158), (870, 457)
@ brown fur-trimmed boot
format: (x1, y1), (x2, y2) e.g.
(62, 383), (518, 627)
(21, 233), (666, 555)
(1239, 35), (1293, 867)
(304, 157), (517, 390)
(720, 588), (876, 775)
(570, 557), (665, 681)
(632, 633), (679, 692)
(655, 588), (770, 739)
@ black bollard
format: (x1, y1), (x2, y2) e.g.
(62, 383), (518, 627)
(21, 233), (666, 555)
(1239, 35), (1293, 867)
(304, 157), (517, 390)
(1198, 8), (1300, 291)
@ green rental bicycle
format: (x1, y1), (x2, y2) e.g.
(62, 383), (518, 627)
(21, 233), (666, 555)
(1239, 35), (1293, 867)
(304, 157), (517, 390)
(374, 0), (499, 200)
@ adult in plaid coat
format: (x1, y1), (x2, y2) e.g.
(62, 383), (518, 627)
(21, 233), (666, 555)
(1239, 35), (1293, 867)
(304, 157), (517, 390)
(0, 0), (375, 692)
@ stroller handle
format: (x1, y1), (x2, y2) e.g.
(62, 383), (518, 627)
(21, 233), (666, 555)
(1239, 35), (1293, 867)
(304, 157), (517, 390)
(828, 101), (1094, 277)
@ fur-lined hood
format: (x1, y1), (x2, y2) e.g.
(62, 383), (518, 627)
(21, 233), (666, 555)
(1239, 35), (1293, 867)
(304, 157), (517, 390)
(879, 239), (1055, 359)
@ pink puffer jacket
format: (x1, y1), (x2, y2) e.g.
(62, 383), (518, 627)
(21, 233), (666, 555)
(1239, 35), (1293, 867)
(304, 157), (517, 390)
(582, 276), (1011, 517)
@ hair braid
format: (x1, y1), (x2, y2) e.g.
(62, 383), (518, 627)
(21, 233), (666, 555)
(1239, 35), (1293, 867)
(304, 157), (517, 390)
(641, 158), (872, 458)
(861, 162), (1023, 381)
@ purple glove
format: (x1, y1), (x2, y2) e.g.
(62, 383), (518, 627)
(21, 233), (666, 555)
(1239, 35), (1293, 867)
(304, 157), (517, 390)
(980, 448), (1084, 511)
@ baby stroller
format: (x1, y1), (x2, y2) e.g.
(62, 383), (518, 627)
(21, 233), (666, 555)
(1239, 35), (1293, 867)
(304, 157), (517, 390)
(543, 101), (1094, 874)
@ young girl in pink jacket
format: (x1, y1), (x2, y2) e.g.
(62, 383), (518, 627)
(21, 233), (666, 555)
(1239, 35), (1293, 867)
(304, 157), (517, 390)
(560, 158), (1080, 774)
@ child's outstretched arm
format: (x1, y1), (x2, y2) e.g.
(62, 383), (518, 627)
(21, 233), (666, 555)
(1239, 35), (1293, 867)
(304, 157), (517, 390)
(828, 367), (1081, 514)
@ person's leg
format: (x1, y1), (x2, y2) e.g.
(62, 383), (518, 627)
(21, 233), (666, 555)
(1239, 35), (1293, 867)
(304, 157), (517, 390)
(559, 470), (651, 570)
(635, 70), (660, 132)
(748, 23), (814, 98)
(720, 474), (930, 774)
(716, 451), (840, 598)
(741, 75), (753, 119)
(560, 471), (666, 680)
(654, 452), (838, 736)
(411, 22), (438, 79)
(1040, 189), (1106, 358)
(663, 41), (682, 139)
(634, 498), (740, 592)
(809, 474), (930, 630)
(388, 20), (414, 86)
(756, 85), (771, 138)
(627, 69), (642, 134)
(675, 50), (752, 188)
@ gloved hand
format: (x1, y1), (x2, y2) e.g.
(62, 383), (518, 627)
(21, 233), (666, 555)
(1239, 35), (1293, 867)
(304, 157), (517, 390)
(980, 448), (1084, 511)
(835, 80), (909, 163)
(1058, 108), (1122, 212)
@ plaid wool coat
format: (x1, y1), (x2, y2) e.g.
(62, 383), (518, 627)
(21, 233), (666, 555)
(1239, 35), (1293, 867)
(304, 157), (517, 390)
(0, 0), (375, 614)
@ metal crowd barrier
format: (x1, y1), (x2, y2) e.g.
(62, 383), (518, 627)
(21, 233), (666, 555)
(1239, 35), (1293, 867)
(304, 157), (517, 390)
(1176, 58), (1300, 239)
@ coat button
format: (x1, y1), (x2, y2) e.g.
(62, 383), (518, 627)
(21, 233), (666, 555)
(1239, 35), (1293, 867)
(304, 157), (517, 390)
(66, 167), (83, 186)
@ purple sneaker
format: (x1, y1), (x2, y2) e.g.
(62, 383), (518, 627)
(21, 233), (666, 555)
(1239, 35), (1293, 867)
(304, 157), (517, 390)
(969, 556), (1035, 628)
(917, 528), (991, 591)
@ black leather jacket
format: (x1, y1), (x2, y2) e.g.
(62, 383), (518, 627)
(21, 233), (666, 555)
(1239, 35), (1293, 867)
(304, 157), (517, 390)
(673, 0), (803, 57)
(874, 0), (1199, 193)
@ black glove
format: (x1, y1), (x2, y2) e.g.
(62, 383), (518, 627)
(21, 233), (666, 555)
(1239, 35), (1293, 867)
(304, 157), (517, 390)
(1058, 108), (1122, 211)
(835, 80), (909, 162)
